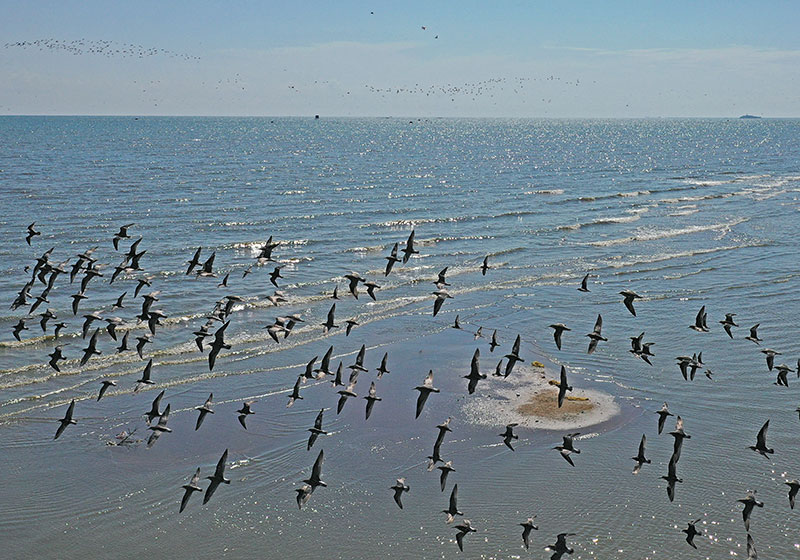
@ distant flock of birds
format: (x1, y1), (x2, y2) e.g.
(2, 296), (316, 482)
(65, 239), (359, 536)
(8, 219), (793, 558)
(4, 38), (200, 60)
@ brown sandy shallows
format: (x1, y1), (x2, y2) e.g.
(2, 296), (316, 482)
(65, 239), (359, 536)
(516, 389), (596, 418)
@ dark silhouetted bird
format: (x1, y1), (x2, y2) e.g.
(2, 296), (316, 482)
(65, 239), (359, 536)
(195, 394), (214, 430)
(179, 468), (202, 513)
(54, 400), (77, 439)
(391, 478), (410, 509)
(203, 449), (230, 504)
(414, 370), (439, 418)
(682, 518), (702, 549)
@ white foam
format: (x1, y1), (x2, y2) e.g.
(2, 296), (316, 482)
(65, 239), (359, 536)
(586, 219), (747, 247)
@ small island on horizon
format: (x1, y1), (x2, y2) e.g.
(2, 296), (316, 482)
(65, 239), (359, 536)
(739, 114), (762, 119)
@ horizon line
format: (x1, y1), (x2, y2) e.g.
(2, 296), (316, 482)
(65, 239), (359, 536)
(0, 114), (788, 119)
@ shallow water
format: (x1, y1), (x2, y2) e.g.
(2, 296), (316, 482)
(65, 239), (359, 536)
(1, 117), (800, 558)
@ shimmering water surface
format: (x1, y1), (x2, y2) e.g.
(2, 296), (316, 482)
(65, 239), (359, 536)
(1, 117), (800, 559)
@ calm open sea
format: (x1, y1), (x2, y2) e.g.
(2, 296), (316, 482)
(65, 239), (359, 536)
(1, 117), (799, 559)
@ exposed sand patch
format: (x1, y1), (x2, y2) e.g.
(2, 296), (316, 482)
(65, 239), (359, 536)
(462, 362), (620, 431)
(516, 389), (596, 417)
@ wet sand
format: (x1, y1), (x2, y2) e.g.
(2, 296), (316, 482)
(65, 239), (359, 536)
(461, 361), (621, 431)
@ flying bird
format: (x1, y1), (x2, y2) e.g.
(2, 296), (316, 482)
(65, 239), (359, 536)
(546, 532), (576, 559)
(376, 352), (390, 378)
(631, 434), (650, 474)
(303, 450), (326, 491)
(434, 416), (452, 445)
(414, 370), (440, 419)
(401, 230), (418, 263)
(80, 328), (102, 366)
(208, 321), (231, 371)
(390, 478), (410, 509)
(453, 520), (476, 552)
(179, 468), (202, 513)
(749, 420), (774, 457)
(578, 273), (592, 292)
(145, 390), (165, 424)
(147, 403), (172, 447)
(295, 484), (313, 509)
(719, 313), (738, 338)
(116, 330), (130, 353)
(97, 380), (116, 401)
(384, 243), (401, 276)
(553, 432), (581, 467)
(761, 348), (780, 371)
(586, 314), (607, 354)
(203, 449), (231, 504)
(620, 290), (641, 316)
(47, 345), (66, 372)
(504, 335), (524, 377)
(432, 288), (452, 317)
(738, 490), (763, 531)
(437, 460), (455, 492)
(489, 330), (499, 352)
(26, 222), (41, 245)
(322, 304), (338, 333)
(669, 416), (691, 460)
(12, 319), (28, 341)
(549, 323), (570, 350)
(481, 255), (490, 275)
(682, 518), (702, 549)
(195, 394), (214, 430)
(499, 423), (519, 450)
(135, 333), (152, 359)
(661, 455), (682, 502)
(134, 359), (155, 392)
(520, 516), (538, 549)
(745, 324), (762, 344)
(344, 272), (363, 298)
(557, 365), (573, 407)
(442, 484), (462, 523)
(237, 401), (255, 429)
(364, 281), (380, 300)
(196, 252), (216, 278)
(786, 479), (800, 509)
(287, 376), (303, 408)
(336, 371), (359, 414)
(307, 409), (327, 450)
(348, 344), (368, 373)
(112, 223), (134, 250)
(364, 381), (381, 419)
(464, 348), (486, 394)
(689, 305), (709, 332)
(344, 319), (359, 336)
(54, 400), (77, 439)
(269, 266), (283, 287)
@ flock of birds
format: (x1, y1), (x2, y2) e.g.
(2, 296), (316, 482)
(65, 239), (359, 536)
(8, 219), (795, 558)
(4, 31), (585, 112)
(3, 38), (200, 61)
(360, 75), (579, 104)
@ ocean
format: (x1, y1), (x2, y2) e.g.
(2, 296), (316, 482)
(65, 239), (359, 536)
(1, 116), (799, 559)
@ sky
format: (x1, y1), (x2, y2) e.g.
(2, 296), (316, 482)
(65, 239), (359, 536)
(1, 1), (799, 117)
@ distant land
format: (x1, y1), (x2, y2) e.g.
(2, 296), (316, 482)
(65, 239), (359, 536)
(739, 114), (762, 119)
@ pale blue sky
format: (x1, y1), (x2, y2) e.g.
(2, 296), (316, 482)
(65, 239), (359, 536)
(1, 1), (799, 116)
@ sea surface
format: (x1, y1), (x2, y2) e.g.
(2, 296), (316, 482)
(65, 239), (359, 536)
(1, 117), (799, 559)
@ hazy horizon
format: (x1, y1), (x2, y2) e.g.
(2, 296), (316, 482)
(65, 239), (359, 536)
(2, 1), (799, 118)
